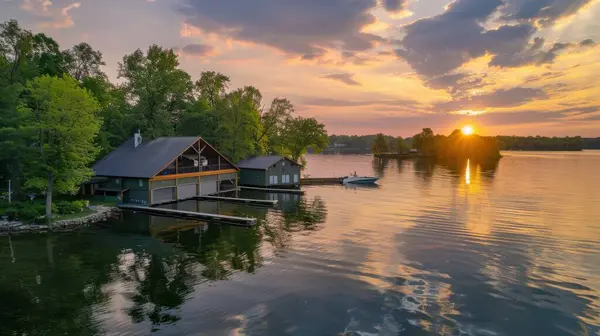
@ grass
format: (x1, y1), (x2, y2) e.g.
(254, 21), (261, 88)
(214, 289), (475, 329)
(50, 208), (95, 223)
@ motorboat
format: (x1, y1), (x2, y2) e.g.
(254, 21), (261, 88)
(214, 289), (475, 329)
(342, 174), (379, 185)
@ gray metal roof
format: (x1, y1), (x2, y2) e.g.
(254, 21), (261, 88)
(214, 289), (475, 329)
(236, 156), (299, 170)
(93, 137), (200, 178)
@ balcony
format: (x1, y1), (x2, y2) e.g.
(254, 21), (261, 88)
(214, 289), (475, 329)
(158, 163), (235, 176)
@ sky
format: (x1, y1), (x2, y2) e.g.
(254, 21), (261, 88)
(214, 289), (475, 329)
(2, 0), (600, 137)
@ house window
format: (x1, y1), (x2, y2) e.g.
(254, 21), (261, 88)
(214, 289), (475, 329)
(282, 161), (285, 167)
(138, 179), (143, 187)
(282, 175), (290, 183)
(115, 178), (121, 185)
(270, 175), (278, 184)
(293, 174), (299, 183)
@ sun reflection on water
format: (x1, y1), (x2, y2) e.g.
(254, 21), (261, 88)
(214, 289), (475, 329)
(465, 159), (471, 185)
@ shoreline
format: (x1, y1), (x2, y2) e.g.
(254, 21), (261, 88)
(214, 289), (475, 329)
(0, 206), (119, 236)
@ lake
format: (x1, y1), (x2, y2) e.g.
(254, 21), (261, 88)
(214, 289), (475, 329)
(1, 152), (599, 336)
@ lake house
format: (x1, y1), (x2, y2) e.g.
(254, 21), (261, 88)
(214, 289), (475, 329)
(237, 156), (301, 188)
(91, 131), (238, 205)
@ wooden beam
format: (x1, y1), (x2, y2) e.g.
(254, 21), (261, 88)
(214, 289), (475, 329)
(150, 169), (237, 182)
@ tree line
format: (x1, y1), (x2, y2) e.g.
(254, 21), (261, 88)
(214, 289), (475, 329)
(497, 136), (585, 151)
(412, 128), (501, 161)
(0, 19), (328, 219)
(328, 134), (411, 154)
(331, 133), (599, 155)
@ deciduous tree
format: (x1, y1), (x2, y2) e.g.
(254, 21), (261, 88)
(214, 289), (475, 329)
(372, 133), (389, 155)
(19, 75), (101, 218)
(280, 117), (328, 167)
(64, 42), (106, 81)
(118, 45), (192, 139)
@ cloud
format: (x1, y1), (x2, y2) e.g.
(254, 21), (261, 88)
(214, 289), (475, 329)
(425, 72), (487, 96)
(434, 87), (547, 112)
(580, 39), (596, 47)
(395, 0), (535, 77)
(501, 0), (596, 27)
(321, 73), (361, 86)
(20, 0), (53, 16)
(176, 0), (383, 59)
(23, 0), (82, 29)
(524, 71), (566, 83)
(382, 0), (409, 14)
(181, 43), (215, 57)
(301, 97), (420, 108)
(490, 38), (596, 68)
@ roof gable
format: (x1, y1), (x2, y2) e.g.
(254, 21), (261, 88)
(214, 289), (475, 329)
(236, 156), (300, 170)
(93, 137), (201, 178)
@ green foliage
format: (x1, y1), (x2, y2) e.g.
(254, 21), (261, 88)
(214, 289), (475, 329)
(0, 19), (35, 83)
(118, 45), (193, 139)
(195, 71), (230, 108)
(327, 134), (408, 154)
(0, 19), (332, 210)
(82, 75), (131, 156)
(0, 200), (56, 222)
(372, 133), (389, 155)
(19, 75), (101, 217)
(497, 136), (585, 151)
(31, 33), (69, 77)
(412, 128), (501, 162)
(259, 97), (294, 150)
(64, 42), (106, 81)
(279, 117), (328, 166)
(55, 200), (88, 215)
(396, 136), (408, 153)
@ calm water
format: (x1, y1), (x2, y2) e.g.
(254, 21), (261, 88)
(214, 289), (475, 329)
(1, 152), (599, 336)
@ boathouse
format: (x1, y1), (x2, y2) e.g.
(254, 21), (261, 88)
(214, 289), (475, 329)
(237, 156), (301, 188)
(92, 131), (238, 205)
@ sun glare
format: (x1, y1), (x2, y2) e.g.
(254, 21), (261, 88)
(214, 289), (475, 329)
(462, 125), (474, 136)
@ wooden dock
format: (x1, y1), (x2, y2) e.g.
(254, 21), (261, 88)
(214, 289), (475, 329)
(374, 153), (426, 159)
(300, 177), (343, 185)
(240, 186), (306, 194)
(118, 204), (257, 226)
(194, 195), (278, 206)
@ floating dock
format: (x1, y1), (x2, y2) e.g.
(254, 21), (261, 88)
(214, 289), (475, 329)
(194, 195), (278, 206)
(118, 204), (257, 226)
(300, 177), (343, 185)
(240, 186), (306, 194)
(374, 153), (427, 159)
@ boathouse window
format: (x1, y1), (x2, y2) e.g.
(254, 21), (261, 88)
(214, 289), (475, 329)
(270, 175), (278, 184)
(282, 175), (290, 183)
(138, 179), (143, 187)
(293, 174), (299, 183)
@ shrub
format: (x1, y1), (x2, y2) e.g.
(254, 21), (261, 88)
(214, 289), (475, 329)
(56, 200), (88, 215)
(18, 204), (45, 222)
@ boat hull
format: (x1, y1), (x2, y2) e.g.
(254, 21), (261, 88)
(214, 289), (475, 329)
(343, 177), (379, 185)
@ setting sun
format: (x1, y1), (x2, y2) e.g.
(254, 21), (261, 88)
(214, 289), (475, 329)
(462, 125), (475, 136)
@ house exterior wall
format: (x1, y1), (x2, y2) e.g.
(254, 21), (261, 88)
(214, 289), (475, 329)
(239, 169), (267, 187)
(266, 160), (300, 186)
(103, 177), (122, 190)
(239, 159), (300, 187)
(123, 178), (149, 205)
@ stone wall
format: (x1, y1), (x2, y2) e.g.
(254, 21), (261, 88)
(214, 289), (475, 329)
(0, 206), (119, 236)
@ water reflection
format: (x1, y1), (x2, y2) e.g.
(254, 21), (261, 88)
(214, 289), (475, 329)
(2, 153), (600, 335)
(0, 193), (329, 335)
(0, 234), (119, 336)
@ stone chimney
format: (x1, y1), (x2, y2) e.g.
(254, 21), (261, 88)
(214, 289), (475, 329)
(134, 130), (142, 148)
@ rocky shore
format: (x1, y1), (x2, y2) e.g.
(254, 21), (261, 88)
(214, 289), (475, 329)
(0, 206), (119, 236)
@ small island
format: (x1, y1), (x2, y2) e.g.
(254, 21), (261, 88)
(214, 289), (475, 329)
(372, 127), (502, 162)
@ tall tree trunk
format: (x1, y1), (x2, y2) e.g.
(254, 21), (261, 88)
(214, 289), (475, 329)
(45, 173), (53, 219)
